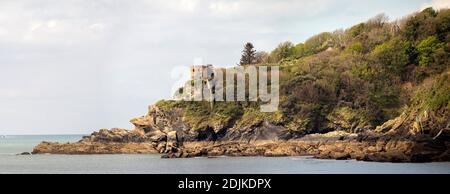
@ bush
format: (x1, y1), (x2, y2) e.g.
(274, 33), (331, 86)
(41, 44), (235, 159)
(403, 7), (438, 42)
(371, 37), (409, 75)
(344, 42), (363, 54)
(270, 41), (295, 62)
(303, 32), (334, 55)
(417, 35), (445, 67)
(435, 9), (450, 42)
(413, 72), (450, 110)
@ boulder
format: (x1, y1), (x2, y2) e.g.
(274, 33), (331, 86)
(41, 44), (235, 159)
(165, 131), (179, 153)
(147, 130), (167, 142)
(80, 128), (148, 143)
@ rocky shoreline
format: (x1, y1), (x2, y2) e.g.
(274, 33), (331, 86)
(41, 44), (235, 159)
(33, 141), (158, 154)
(32, 99), (450, 163)
(32, 127), (450, 162)
(164, 138), (450, 162)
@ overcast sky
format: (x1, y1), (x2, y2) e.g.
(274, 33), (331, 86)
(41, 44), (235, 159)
(0, 0), (449, 135)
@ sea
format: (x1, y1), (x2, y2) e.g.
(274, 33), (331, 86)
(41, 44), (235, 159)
(0, 135), (449, 174)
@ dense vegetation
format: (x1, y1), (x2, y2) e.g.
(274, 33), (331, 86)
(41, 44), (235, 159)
(160, 8), (449, 135)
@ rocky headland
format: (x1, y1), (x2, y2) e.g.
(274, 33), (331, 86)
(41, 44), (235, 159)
(33, 97), (450, 162)
(32, 8), (450, 162)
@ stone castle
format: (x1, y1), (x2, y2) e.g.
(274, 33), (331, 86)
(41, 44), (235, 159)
(174, 64), (218, 102)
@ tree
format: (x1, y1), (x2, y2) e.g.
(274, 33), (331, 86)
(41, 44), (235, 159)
(293, 43), (307, 58)
(366, 13), (389, 28)
(303, 32), (334, 55)
(417, 35), (445, 67)
(270, 41), (294, 62)
(371, 37), (409, 75)
(403, 7), (438, 42)
(255, 51), (270, 64)
(435, 9), (450, 42)
(240, 42), (257, 65)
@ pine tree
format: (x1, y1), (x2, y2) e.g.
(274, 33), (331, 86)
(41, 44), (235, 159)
(239, 42), (256, 65)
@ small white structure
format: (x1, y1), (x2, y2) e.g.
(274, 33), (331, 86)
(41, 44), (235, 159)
(174, 64), (217, 103)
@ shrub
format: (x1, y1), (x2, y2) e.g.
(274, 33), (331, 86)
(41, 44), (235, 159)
(417, 35), (445, 67)
(371, 37), (409, 75)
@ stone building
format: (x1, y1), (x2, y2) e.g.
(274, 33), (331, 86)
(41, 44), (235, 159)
(174, 64), (217, 103)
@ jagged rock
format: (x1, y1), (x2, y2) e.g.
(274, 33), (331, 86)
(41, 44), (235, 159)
(165, 131), (179, 153)
(82, 128), (146, 143)
(32, 141), (158, 154)
(130, 116), (153, 132)
(31, 95), (450, 162)
(147, 130), (167, 142)
(224, 121), (290, 141)
(300, 131), (358, 141)
(156, 142), (166, 153)
(168, 139), (450, 162)
(132, 105), (188, 134)
(167, 131), (177, 142)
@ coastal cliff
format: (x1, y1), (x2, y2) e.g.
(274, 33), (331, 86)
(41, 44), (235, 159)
(33, 7), (450, 162)
(33, 75), (450, 162)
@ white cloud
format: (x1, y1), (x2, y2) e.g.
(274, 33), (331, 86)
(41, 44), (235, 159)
(3, 90), (20, 98)
(0, 0), (442, 134)
(209, 1), (241, 15)
(207, 0), (336, 18)
(179, 0), (200, 12)
(422, 0), (450, 9)
(0, 0), (110, 44)
(141, 0), (200, 12)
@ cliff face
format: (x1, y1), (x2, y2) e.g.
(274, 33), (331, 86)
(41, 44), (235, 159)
(32, 71), (450, 162)
(126, 71), (449, 143)
(34, 77), (449, 162)
(32, 97), (449, 162)
(129, 104), (304, 144)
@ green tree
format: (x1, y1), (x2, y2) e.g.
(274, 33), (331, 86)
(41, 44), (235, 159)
(371, 38), (409, 74)
(293, 43), (306, 58)
(270, 41), (294, 62)
(303, 32), (334, 55)
(435, 9), (450, 42)
(403, 7), (438, 42)
(347, 23), (365, 38)
(417, 35), (445, 67)
(240, 42), (257, 65)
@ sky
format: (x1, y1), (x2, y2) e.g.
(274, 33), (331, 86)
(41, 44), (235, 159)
(0, 0), (449, 135)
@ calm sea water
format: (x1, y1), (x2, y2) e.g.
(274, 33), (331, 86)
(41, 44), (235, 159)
(0, 135), (449, 174)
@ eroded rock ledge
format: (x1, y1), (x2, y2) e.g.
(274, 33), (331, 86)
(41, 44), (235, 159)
(32, 127), (450, 162)
(32, 141), (158, 154)
(32, 128), (174, 155)
(32, 101), (450, 162)
(162, 138), (450, 162)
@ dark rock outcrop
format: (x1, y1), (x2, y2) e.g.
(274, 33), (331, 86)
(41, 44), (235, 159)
(161, 137), (450, 162)
(32, 141), (158, 154)
(32, 100), (450, 163)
